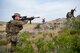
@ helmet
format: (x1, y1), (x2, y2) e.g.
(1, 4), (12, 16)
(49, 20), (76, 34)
(12, 13), (21, 19)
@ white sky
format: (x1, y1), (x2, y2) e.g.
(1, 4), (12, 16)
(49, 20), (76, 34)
(0, 0), (80, 23)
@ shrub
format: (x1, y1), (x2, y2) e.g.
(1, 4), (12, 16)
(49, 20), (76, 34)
(34, 24), (41, 29)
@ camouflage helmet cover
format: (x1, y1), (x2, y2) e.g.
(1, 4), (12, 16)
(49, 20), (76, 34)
(12, 13), (21, 19)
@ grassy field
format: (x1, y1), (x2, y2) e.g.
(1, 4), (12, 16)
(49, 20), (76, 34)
(0, 18), (80, 53)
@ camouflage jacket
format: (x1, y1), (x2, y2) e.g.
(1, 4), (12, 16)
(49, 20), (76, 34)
(6, 20), (24, 34)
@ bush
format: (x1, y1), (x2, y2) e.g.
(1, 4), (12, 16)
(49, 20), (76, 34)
(55, 34), (78, 53)
(35, 39), (55, 53)
(0, 39), (8, 45)
(16, 31), (55, 53)
(54, 28), (80, 53)
(35, 24), (41, 29)
(16, 32), (35, 53)
(70, 30), (80, 35)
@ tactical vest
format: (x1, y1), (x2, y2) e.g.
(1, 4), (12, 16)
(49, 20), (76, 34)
(6, 20), (23, 34)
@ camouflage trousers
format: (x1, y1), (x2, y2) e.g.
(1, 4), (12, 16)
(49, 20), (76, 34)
(6, 33), (19, 53)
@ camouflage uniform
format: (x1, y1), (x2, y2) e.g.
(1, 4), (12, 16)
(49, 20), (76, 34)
(6, 20), (24, 53)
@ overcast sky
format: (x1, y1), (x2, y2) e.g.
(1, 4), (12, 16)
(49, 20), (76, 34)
(0, 0), (80, 23)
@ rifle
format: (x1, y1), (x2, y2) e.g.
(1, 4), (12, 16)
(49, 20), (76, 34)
(74, 7), (77, 11)
(20, 16), (40, 24)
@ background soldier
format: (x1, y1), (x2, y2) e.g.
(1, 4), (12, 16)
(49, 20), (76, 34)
(42, 18), (45, 24)
(66, 8), (76, 19)
(6, 13), (27, 53)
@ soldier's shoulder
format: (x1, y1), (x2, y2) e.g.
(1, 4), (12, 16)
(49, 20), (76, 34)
(7, 20), (23, 25)
(8, 20), (13, 22)
(8, 20), (18, 23)
(6, 20), (16, 25)
(12, 20), (23, 25)
(6, 20), (12, 24)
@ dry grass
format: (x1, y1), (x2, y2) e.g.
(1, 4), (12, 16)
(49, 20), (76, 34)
(23, 23), (37, 30)
(0, 25), (6, 31)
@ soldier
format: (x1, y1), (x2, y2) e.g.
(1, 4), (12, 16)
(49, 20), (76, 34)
(66, 8), (76, 19)
(42, 18), (45, 24)
(6, 13), (27, 53)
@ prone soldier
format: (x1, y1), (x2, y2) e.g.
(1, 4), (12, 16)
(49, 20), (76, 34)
(6, 13), (28, 53)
